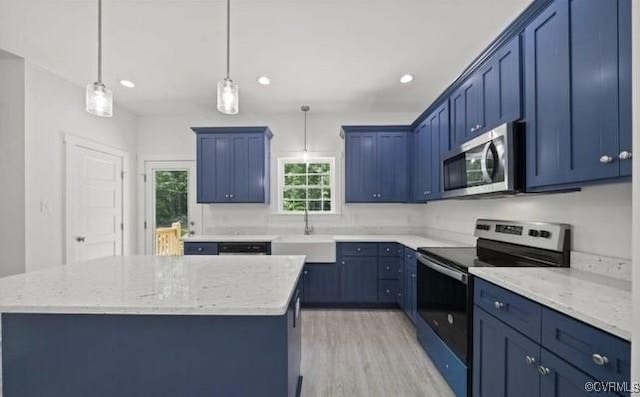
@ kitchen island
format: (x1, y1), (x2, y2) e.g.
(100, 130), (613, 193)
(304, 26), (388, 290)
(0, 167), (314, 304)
(0, 255), (305, 397)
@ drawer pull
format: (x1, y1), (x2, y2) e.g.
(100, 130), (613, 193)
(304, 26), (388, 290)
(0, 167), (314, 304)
(525, 355), (536, 366)
(385, 289), (391, 294)
(537, 366), (550, 376)
(494, 301), (505, 310)
(357, 248), (361, 252)
(385, 248), (390, 252)
(591, 354), (609, 366)
(385, 266), (391, 271)
(304, 270), (308, 275)
(197, 247), (204, 252)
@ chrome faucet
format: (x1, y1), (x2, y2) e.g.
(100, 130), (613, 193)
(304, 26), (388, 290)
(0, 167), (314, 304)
(304, 208), (314, 235)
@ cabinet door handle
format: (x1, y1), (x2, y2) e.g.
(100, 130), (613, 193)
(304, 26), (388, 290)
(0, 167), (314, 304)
(411, 273), (416, 278)
(599, 155), (614, 164)
(341, 261), (345, 265)
(229, 194), (234, 198)
(197, 247), (203, 252)
(303, 270), (308, 275)
(356, 248), (361, 252)
(619, 151), (632, 160)
(385, 266), (391, 271)
(385, 289), (391, 294)
(386, 248), (390, 252)
(525, 355), (536, 366)
(591, 354), (609, 366)
(537, 366), (550, 376)
(470, 127), (476, 133)
(494, 301), (505, 310)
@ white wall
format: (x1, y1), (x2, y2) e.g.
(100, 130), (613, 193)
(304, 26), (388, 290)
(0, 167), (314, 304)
(630, 0), (639, 385)
(421, 183), (632, 258)
(0, 51), (26, 277)
(136, 111), (425, 235)
(24, 63), (138, 272)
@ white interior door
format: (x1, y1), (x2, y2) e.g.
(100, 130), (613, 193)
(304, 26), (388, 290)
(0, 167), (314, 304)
(144, 161), (199, 255)
(67, 143), (124, 263)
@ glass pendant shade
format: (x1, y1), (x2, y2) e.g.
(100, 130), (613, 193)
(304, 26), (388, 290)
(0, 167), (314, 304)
(217, 78), (239, 115)
(86, 82), (113, 117)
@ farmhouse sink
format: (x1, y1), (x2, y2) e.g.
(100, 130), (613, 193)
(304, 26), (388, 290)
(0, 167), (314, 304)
(271, 235), (336, 263)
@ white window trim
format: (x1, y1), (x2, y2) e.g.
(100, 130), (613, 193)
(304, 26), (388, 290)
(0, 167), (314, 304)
(277, 156), (337, 215)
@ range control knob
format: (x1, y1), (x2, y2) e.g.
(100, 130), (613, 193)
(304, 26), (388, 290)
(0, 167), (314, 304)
(528, 229), (540, 237)
(539, 230), (551, 238)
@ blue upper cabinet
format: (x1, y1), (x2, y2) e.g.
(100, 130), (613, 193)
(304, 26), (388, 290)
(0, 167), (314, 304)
(193, 127), (272, 203)
(479, 36), (521, 131)
(525, 0), (632, 190)
(450, 37), (521, 149)
(343, 126), (409, 203)
(411, 101), (449, 203)
(450, 75), (482, 147)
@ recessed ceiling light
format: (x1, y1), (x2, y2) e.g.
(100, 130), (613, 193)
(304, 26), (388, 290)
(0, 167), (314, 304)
(400, 74), (414, 84)
(119, 80), (135, 88)
(257, 76), (271, 85)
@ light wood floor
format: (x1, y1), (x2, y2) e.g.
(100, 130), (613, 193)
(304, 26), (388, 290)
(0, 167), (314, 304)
(300, 309), (455, 397)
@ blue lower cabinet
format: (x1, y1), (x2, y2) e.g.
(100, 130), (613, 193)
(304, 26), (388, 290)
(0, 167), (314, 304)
(539, 348), (617, 397)
(301, 263), (339, 304)
(417, 315), (468, 397)
(473, 307), (540, 397)
(339, 257), (378, 303)
(183, 242), (218, 255)
(472, 278), (631, 397)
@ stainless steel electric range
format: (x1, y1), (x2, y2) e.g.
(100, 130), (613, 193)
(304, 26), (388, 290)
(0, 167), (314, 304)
(415, 219), (571, 397)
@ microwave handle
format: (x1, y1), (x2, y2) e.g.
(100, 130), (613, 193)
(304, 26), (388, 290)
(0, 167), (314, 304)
(480, 142), (494, 184)
(416, 253), (468, 284)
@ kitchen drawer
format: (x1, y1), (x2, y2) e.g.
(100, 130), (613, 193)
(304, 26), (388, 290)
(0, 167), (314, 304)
(403, 247), (416, 262)
(378, 257), (403, 280)
(541, 307), (630, 385)
(378, 243), (402, 257)
(378, 280), (402, 303)
(474, 278), (542, 342)
(184, 242), (218, 255)
(338, 243), (378, 257)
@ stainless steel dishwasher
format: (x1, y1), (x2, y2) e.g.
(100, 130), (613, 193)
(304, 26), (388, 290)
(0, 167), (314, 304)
(217, 242), (271, 255)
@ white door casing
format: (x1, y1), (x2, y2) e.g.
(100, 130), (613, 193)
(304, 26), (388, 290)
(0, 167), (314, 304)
(66, 136), (126, 263)
(143, 160), (199, 255)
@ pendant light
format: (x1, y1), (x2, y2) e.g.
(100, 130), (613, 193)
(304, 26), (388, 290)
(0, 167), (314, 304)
(217, 0), (239, 114)
(86, 0), (113, 117)
(301, 105), (310, 161)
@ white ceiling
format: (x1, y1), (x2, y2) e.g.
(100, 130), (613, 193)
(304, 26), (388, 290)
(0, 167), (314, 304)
(0, 0), (532, 117)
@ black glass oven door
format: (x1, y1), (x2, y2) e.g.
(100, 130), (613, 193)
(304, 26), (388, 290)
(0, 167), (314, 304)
(417, 254), (469, 364)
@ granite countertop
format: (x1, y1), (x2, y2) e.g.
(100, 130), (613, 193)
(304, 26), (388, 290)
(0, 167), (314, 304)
(183, 235), (280, 242)
(0, 255), (305, 316)
(184, 234), (467, 251)
(469, 267), (632, 341)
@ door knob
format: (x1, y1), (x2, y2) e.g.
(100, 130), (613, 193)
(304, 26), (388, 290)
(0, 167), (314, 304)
(591, 354), (609, 366)
(76, 236), (86, 242)
(599, 155), (614, 164)
(537, 366), (550, 376)
(619, 151), (632, 160)
(494, 301), (505, 310)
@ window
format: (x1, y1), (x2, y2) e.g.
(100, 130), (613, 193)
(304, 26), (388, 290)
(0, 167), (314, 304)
(278, 157), (335, 213)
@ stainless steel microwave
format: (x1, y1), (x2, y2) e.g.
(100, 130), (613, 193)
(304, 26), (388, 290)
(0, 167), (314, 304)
(441, 123), (523, 199)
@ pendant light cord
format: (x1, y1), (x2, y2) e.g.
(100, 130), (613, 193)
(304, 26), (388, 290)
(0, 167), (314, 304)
(97, 0), (102, 84)
(226, 0), (230, 79)
(302, 105), (310, 152)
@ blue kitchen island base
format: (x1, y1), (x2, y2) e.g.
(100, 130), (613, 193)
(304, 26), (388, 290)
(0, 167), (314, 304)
(2, 311), (302, 397)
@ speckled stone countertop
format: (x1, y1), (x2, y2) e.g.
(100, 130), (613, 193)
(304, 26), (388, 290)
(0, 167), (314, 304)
(0, 255), (305, 316)
(184, 234), (466, 251)
(469, 267), (632, 341)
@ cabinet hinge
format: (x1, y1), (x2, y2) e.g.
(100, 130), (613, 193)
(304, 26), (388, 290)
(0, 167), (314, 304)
(121, 171), (125, 179)
(120, 223), (124, 231)
(144, 221), (147, 229)
(143, 174), (147, 183)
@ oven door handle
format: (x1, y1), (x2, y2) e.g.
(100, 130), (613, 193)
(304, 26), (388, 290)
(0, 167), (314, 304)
(416, 253), (468, 285)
